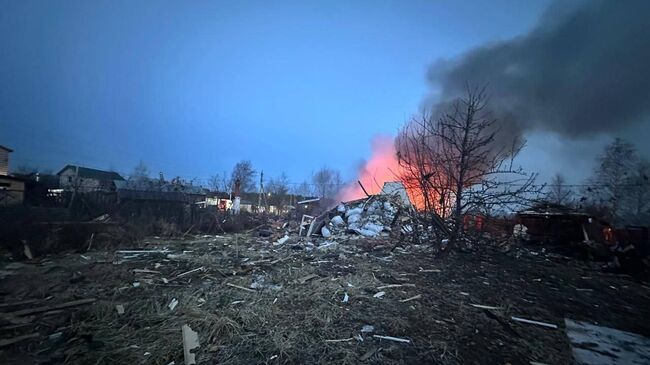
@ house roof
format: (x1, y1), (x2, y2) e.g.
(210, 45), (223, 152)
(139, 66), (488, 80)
(57, 165), (125, 181)
(0, 145), (13, 152)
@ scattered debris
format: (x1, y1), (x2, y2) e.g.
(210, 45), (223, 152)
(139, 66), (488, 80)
(419, 269), (442, 273)
(175, 267), (205, 279)
(168, 298), (179, 311)
(377, 283), (415, 290)
(470, 304), (501, 310)
(250, 275), (282, 290)
(373, 335), (411, 343)
(511, 316), (558, 329)
(565, 318), (650, 365)
(317, 241), (338, 251)
(23, 242), (33, 260)
(226, 283), (256, 292)
(1, 215), (648, 365)
(274, 235), (290, 246)
(181, 324), (200, 365)
(400, 294), (422, 303)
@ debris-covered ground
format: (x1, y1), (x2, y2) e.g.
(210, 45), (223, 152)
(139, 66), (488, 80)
(1, 227), (650, 364)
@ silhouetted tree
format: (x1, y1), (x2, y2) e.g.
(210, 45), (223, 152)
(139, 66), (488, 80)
(230, 160), (256, 193)
(584, 138), (650, 225)
(130, 160), (150, 182)
(312, 167), (343, 199)
(397, 86), (539, 244)
(546, 174), (573, 206)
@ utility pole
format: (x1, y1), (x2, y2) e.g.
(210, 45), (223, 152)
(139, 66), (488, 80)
(258, 171), (264, 211)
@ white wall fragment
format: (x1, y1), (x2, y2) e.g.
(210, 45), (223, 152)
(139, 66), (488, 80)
(181, 324), (200, 365)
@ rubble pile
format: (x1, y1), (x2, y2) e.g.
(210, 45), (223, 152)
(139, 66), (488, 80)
(318, 195), (408, 238)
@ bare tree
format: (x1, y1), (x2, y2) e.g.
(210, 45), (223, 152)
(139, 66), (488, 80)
(267, 172), (290, 207)
(397, 86), (539, 243)
(312, 167), (343, 199)
(230, 160), (256, 193)
(546, 174), (573, 206)
(209, 172), (231, 192)
(293, 180), (313, 198)
(130, 160), (150, 182)
(585, 138), (650, 225)
(625, 160), (650, 225)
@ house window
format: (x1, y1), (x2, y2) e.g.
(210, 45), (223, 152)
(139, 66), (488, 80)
(68, 176), (72, 183)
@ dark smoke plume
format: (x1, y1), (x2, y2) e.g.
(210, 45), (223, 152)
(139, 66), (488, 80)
(428, 0), (650, 138)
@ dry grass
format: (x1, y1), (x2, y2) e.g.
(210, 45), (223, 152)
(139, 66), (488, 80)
(2, 231), (649, 365)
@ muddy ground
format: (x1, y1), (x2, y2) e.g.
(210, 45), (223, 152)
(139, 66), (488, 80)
(1, 233), (649, 364)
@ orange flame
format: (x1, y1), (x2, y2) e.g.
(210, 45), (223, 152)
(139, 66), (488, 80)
(337, 135), (427, 209)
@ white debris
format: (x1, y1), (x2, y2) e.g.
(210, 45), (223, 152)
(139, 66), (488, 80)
(361, 325), (375, 333)
(274, 235), (289, 246)
(347, 213), (361, 224)
(511, 316), (558, 329)
(321, 226), (332, 238)
(337, 204), (346, 213)
(513, 224), (529, 239)
(115, 304), (125, 314)
(317, 241), (339, 251)
(342, 292), (349, 303)
(383, 201), (395, 212)
(373, 334), (411, 343)
(373, 291), (386, 299)
(168, 298), (179, 311)
(330, 216), (345, 226)
(345, 207), (363, 217)
(132, 282), (141, 287)
(181, 324), (200, 365)
(354, 222), (384, 237)
(250, 275), (282, 291)
(565, 318), (650, 365)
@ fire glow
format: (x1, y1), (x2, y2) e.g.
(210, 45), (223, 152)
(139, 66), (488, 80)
(337, 135), (425, 209)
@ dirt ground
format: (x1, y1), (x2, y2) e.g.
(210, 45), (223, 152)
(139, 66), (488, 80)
(1, 232), (649, 365)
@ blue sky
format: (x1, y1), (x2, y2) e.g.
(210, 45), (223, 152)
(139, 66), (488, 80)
(1, 0), (558, 185)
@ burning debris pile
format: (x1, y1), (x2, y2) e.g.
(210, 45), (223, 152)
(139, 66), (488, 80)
(305, 182), (417, 241)
(323, 196), (401, 238)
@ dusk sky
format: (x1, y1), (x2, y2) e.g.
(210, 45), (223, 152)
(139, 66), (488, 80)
(2, 0), (647, 187)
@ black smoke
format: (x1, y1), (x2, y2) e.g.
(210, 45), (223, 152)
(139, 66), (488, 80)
(428, 0), (650, 138)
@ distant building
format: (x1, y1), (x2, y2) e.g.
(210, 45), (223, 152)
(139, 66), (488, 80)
(0, 145), (25, 205)
(57, 165), (124, 192)
(0, 145), (12, 176)
(114, 179), (206, 203)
